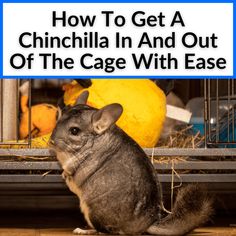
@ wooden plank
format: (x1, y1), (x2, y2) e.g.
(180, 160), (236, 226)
(0, 174), (235, 183)
(0, 148), (236, 157)
(0, 160), (236, 170)
(0, 227), (235, 236)
(154, 161), (236, 170)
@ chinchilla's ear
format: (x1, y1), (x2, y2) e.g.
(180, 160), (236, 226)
(75, 91), (89, 105)
(92, 103), (123, 134)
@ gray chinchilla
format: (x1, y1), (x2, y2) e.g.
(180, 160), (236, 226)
(50, 91), (213, 235)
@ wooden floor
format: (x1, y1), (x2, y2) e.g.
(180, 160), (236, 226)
(0, 227), (235, 236)
(0, 210), (235, 236)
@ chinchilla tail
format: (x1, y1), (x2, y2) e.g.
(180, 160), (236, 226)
(147, 184), (213, 236)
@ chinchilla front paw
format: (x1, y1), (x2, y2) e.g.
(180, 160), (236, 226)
(62, 170), (72, 180)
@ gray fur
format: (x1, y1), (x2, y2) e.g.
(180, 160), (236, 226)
(50, 92), (213, 235)
(147, 184), (213, 235)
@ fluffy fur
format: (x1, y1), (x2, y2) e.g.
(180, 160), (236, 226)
(50, 92), (213, 235)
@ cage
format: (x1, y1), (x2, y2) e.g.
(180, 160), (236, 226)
(0, 78), (235, 216)
(205, 79), (236, 147)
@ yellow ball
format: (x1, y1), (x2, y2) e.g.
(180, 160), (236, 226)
(64, 79), (166, 148)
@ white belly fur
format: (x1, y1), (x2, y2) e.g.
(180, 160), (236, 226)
(65, 175), (94, 228)
(56, 152), (94, 228)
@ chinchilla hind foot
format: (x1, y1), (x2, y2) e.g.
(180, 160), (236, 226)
(73, 228), (98, 235)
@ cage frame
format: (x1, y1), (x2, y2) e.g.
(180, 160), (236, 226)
(0, 78), (235, 187)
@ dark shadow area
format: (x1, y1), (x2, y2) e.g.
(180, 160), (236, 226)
(0, 209), (87, 229)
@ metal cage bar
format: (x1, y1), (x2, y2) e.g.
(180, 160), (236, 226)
(205, 79), (236, 146)
(0, 79), (235, 189)
(0, 79), (235, 156)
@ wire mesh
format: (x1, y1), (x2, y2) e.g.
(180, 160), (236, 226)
(0, 78), (235, 151)
(204, 79), (236, 147)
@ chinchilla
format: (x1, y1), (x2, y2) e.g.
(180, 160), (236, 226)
(50, 91), (213, 235)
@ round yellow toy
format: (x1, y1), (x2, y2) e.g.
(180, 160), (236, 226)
(63, 79), (166, 148)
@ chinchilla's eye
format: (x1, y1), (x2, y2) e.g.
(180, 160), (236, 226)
(69, 127), (80, 136)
